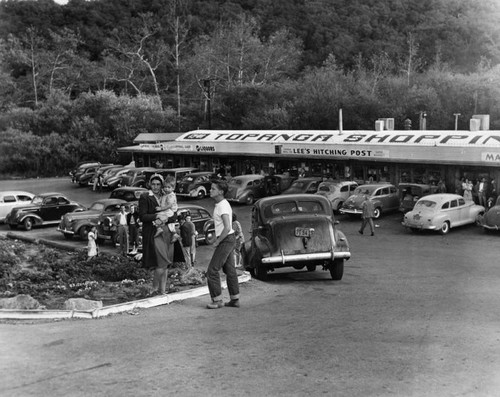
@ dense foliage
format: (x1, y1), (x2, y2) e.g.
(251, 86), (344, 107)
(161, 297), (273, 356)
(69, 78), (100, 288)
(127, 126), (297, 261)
(0, 0), (500, 176)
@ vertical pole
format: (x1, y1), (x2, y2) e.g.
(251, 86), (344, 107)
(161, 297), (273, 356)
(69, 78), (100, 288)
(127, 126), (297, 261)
(339, 108), (343, 135)
(453, 113), (461, 131)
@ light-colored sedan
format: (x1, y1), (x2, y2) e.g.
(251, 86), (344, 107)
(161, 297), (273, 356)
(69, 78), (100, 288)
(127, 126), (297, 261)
(315, 180), (358, 211)
(402, 193), (485, 234)
(0, 191), (35, 223)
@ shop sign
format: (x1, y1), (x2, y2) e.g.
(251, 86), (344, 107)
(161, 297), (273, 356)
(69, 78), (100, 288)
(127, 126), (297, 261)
(179, 130), (500, 148)
(482, 152), (500, 162)
(281, 146), (388, 158)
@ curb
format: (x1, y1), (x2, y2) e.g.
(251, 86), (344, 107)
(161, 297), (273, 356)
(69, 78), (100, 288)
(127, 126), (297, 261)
(0, 272), (252, 320)
(1, 232), (253, 320)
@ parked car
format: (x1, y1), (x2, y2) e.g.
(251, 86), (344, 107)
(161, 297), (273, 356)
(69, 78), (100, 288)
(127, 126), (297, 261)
(5, 193), (86, 230)
(226, 174), (266, 205)
(119, 167), (157, 188)
(339, 183), (399, 219)
(57, 198), (127, 240)
(399, 183), (438, 213)
(143, 167), (198, 189)
(402, 193), (485, 234)
(87, 165), (122, 188)
(175, 172), (220, 199)
(101, 167), (134, 190)
(72, 163), (100, 185)
(478, 196), (500, 232)
(281, 177), (322, 195)
(0, 191), (35, 223)
(262, 174), (297, 196)
(69, 161), (100, 183)
(242, 194), (351, 281)
(109, 187), (148, 202)
(177, 204), (216, 245)
(315, 180), (359, 211)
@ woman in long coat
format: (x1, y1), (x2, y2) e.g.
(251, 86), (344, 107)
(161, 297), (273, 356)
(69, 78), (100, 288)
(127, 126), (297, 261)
(139, 174), (178, 295)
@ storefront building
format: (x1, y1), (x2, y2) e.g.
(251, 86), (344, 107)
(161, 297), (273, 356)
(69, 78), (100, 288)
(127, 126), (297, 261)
(119, 129), (500, 194)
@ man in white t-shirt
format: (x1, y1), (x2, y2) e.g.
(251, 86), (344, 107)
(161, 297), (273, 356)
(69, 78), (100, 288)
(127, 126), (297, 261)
(206, 181), (240, 309)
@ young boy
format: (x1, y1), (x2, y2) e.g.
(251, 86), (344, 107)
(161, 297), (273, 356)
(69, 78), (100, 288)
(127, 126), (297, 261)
(154, 178), (180, 243)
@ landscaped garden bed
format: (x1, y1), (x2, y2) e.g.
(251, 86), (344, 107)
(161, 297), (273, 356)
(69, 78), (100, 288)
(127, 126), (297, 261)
(0, 237), (206, 310)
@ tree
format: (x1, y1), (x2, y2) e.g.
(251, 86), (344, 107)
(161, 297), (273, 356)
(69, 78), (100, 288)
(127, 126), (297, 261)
(106, 13), (168, 109)
(163, 0), (190, 131)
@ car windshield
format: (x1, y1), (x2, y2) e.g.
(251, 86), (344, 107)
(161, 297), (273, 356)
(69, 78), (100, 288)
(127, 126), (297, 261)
(414, 200), (437, 209)
(353, 186), (375, 195)
(263, 200), (328, 219)
(290, 181), (305, 189)
(32, 196), (44, 204)
(89, 202), (105, 211)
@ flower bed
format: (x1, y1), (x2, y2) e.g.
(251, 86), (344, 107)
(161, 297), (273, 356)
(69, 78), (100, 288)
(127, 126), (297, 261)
(0, 237), (206, 310)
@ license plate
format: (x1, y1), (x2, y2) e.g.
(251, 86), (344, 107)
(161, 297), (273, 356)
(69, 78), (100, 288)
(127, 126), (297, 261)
(295, 227), (314, 237)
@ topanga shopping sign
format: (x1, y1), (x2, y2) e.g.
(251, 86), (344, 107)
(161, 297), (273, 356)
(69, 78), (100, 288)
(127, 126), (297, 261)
(180, 130), (500, 147)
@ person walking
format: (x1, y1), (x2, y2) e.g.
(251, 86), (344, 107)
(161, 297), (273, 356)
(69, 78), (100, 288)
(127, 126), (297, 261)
(180, 212), (197, 268)
(359, 195), (375, 236)
(206, 180), (240, 309)
(138, 174), (177, 296)
(127, 204), (141, 254)
(114, 204), (129, 255)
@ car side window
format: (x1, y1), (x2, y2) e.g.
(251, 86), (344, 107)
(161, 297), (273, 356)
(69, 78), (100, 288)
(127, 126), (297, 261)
(450, 200), (458, 208)
(442, 202), (450, 209)
(190, 209), (202, 220)
(58, 197), (70, 205)
(2, 195), (16, 203)
(44, 197), (58, 205)
(340, 186), (348, 192)
(458, 198), (466, 206)
(390, 187), (397, 194)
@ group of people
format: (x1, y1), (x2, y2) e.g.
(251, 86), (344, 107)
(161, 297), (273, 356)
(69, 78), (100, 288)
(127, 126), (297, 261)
(87, 173), (243, 308)
(138, 174), (242, 308)
(456, 177), (497, 208)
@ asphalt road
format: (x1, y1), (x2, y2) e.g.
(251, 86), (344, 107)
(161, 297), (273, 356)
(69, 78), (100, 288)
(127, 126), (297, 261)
(1, 177), (500, 396)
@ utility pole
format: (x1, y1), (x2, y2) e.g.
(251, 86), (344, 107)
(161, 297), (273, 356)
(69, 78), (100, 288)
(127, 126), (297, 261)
(453, 113), (461, 131)
(418, 111), (427, 130)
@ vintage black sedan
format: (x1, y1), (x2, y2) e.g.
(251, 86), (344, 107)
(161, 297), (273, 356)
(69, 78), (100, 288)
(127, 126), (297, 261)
(5, 193), (86, 230)
(478, 196), (500, 232)
(242, 194), (351, 281)
(57, 198), (127, 240)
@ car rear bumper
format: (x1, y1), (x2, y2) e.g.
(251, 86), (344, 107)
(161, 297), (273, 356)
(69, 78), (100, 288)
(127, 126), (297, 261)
(401, 221), (436, 230)
(339, 208), (362, 215)
(262, 250), (351, 265)
(57, 227), (75, 235)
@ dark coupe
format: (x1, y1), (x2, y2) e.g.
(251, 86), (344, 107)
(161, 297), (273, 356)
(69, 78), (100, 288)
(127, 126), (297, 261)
(5, 193), (86, 230)
(57, 198), (127, 240)
(243, 194), (351, 280)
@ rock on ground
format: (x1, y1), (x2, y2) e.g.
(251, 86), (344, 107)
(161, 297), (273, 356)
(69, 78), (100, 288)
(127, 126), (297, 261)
(0, 294), (41, 310)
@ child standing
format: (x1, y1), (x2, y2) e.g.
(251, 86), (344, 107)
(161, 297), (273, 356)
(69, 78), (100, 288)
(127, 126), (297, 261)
(232, 213), (244, 267)
(154, 177), (180, 243)
(87, 225), (98, 260)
